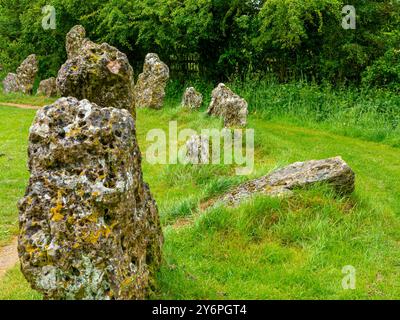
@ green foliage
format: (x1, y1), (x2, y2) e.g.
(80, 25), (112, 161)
(0, 0), (399, 86)
(362, 44), (400, 91)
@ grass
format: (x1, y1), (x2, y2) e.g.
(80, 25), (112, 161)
(0, 106), (37, 246)
(0, 83), (399, 299)
(230, 80), (400, 147)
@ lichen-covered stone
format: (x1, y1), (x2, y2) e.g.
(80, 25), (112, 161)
(135, 53), (169, 109)
(2, 55), (38, 94)
(185, 135), (210, 164)
(57, 26), (135, 115)
(66, 25), (86, 60)
(181, 87), (203, 109)
(207, 83), (248, 127)
(18, 97), (163, 300)
(16, 54), (39, 94)
(218, 157), (355, 206)
(37, 77), (58, 97)
(2, 73), (18, 93)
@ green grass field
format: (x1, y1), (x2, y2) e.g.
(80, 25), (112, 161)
(0, 85), (399, 300)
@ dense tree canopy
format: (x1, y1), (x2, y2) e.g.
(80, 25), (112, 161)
(0, 0), (399, 88)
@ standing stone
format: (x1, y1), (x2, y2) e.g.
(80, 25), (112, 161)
(16, 54), (39, 94)
(216, 157), (355, 207)
(66, 25), (86, 60)
(134, 53), (169, 110)
(207, 83), (248, 127)
(185, 135), (210, 164)
(2, 73), (18, 93)
(57, 27), (135, 115)
(18, 97), (163, 300)
(2, 55), (38, 94)
(181, 87), (203, 110)
(37, 77), (58, 97)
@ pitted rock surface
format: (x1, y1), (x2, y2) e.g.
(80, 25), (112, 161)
(2, 73), (18, 93)
(16, 54), (39, 94)
(181, 87), (203, 109)
(66, 25), (86, 60)
(57, 26), (135, 115)
(135, 53), (169, 109)
(18, 97), (163, 300)
(218, 157), (355, 206)
(207, 83), (248, 127)
(37, 77), (58, 97)
(2, 55), (38, 94)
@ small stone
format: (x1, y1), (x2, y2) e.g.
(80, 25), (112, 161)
(218, 157), (355, 206)
(37, 77), (58, 97)
(207, 83), (248, 127)
(185, 135), (210, 164)
(181, 87), (203, 109)
(15, 54), (39, 95)
(18, 97), (163, 300)
(57, 26), (135, 115)
(135, 53), (170, 109)
(2, 73), (18, 93)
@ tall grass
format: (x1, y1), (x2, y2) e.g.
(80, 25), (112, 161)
(232, 80), (400, 147)
(165, 79), (400, 147)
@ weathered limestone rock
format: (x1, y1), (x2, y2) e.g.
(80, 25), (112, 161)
(2, 73), (18, 93)
(218, 157), (355, 206)
(135, 53), (169, 109)
(16, 54), (39, 94)
(185, 135), (210, 164)
(2, 55), (38, 94)
(66, 25), (86, 60)
(207, 83), (248, 127)
(57, 26), (135, 115)
(37, 77), (58, 97)
(18, 97), (163, 300)
(181, 87), (203, 109)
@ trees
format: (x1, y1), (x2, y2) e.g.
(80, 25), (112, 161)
(0, 0), (398, 87)
(254, 0), (400, 84)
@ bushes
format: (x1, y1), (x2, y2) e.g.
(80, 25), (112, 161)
(0, 0), (399, 87)
(362, 48), (400, 91)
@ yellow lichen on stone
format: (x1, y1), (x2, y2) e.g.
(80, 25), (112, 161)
(66, 126), (81, 138)
(50, 191), (64, 222)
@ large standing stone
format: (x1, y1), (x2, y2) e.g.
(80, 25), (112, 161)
(37, 77), (58, 97)
(18, 97), (163, 300)
(181, 87), (203, 110)
(66, 25), (86, 60)
(16, 54), (39, 94)
(134, 53), (169, 110)
(207, 83), (248, 127)
(2, 73), (18, 93)
(57, 26), (135, 115)
(217, 157), (355, 206)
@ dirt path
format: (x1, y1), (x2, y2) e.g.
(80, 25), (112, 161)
(0, 102), (40, 110)
(0, 237), (19, 279)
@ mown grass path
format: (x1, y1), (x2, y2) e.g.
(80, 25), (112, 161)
(0, 103), (40, 110)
